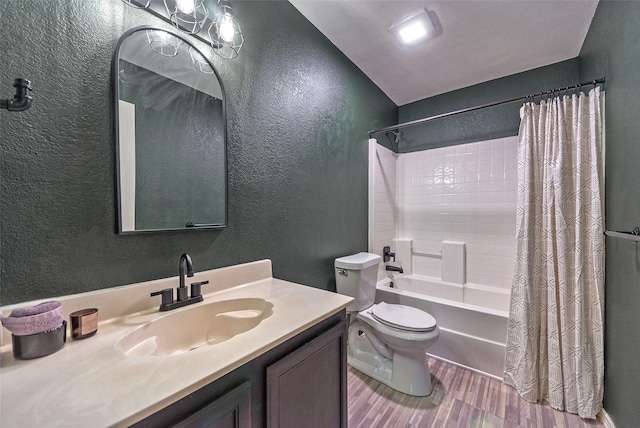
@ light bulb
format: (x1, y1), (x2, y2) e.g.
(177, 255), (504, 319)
(398, 22), (427, 44)
(389, 9), (434, 47)
(219, 15), (235, 43)
(176, 0), (195, 14)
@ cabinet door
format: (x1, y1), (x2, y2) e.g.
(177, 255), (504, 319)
(266, 320), (347, 428)
(172, 381), (251, 428)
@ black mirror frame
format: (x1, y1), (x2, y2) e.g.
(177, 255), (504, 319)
(112, 25), (228, 234)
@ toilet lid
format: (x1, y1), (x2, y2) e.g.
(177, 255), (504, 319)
(370, 302), (437, 332)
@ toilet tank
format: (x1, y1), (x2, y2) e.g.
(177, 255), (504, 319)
(335, 252), (381, 312)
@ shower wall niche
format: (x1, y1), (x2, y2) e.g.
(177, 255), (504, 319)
(369, 136), (518, 290)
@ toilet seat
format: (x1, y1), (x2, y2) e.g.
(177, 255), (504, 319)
(369, 302), (436, 332)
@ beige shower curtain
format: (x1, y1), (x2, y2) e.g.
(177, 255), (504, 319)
(504, 87), (605, 419)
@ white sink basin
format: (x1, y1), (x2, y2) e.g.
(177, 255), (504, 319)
(115, 298), (272, 357)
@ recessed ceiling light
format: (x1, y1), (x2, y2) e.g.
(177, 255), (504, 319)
(389, 9), (435, 47)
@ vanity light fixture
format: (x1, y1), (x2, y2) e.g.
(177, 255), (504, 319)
(146, 29), (183, 56)
(208, 0), (244, 59)
(163, 0), (209, 35)
(145, 29), (215, 75)
(121, 0), (244, 60)
(389, 9), (435, 47)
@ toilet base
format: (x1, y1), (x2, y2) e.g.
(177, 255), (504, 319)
(348, 327), (433, 396)
(391, 352), (433, 396)
(347, 353), (433, 396)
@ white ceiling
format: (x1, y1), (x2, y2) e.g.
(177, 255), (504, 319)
(289, 0), (599, 106)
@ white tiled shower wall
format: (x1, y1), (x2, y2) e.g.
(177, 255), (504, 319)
(371, 136), (518, 290)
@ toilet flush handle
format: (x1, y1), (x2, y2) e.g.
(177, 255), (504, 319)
(337, 269), (348, 276)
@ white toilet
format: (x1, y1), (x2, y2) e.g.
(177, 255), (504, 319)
(335, 252), (439, 396)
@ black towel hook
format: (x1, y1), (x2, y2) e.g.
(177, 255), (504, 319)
(1, 78), (32, 112)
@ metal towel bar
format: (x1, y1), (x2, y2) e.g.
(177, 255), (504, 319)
(604, 227), (640, 242)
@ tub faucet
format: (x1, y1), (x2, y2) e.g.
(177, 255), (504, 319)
(385, 265), (403, 274)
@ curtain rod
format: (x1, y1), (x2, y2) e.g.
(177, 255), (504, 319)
(368, 78), (605, 137)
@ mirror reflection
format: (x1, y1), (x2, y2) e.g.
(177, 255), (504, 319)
(114, 26), (227, 233)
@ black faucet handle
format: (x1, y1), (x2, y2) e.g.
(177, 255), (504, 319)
(190, 281), (209, 298)
(151, 288), (174, 306)
(383, 246), (396, 262)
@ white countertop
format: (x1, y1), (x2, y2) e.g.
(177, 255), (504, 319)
(0, 260), (352, 427)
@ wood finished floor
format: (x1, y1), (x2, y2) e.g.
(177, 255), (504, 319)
(347, 357), (603, 428)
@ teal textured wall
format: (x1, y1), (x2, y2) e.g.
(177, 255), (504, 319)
(396, 59), (579, 153)
(579, 2), (640, 426)
(0, 0), (396, 305)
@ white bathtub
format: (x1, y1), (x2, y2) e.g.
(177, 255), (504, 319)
(376, 274), (510, 380)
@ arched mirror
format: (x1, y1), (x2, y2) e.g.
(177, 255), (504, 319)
(113, 26), (227, 233)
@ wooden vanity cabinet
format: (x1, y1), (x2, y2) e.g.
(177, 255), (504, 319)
(266, 319), (347, 427)
(172, 381), (252, 428)
(132, 310), (347, 428)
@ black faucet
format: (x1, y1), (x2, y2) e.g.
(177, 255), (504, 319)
(385, 265), (404, 274)
(179, 253), (194, 300)
(150, 253), (207, 311)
